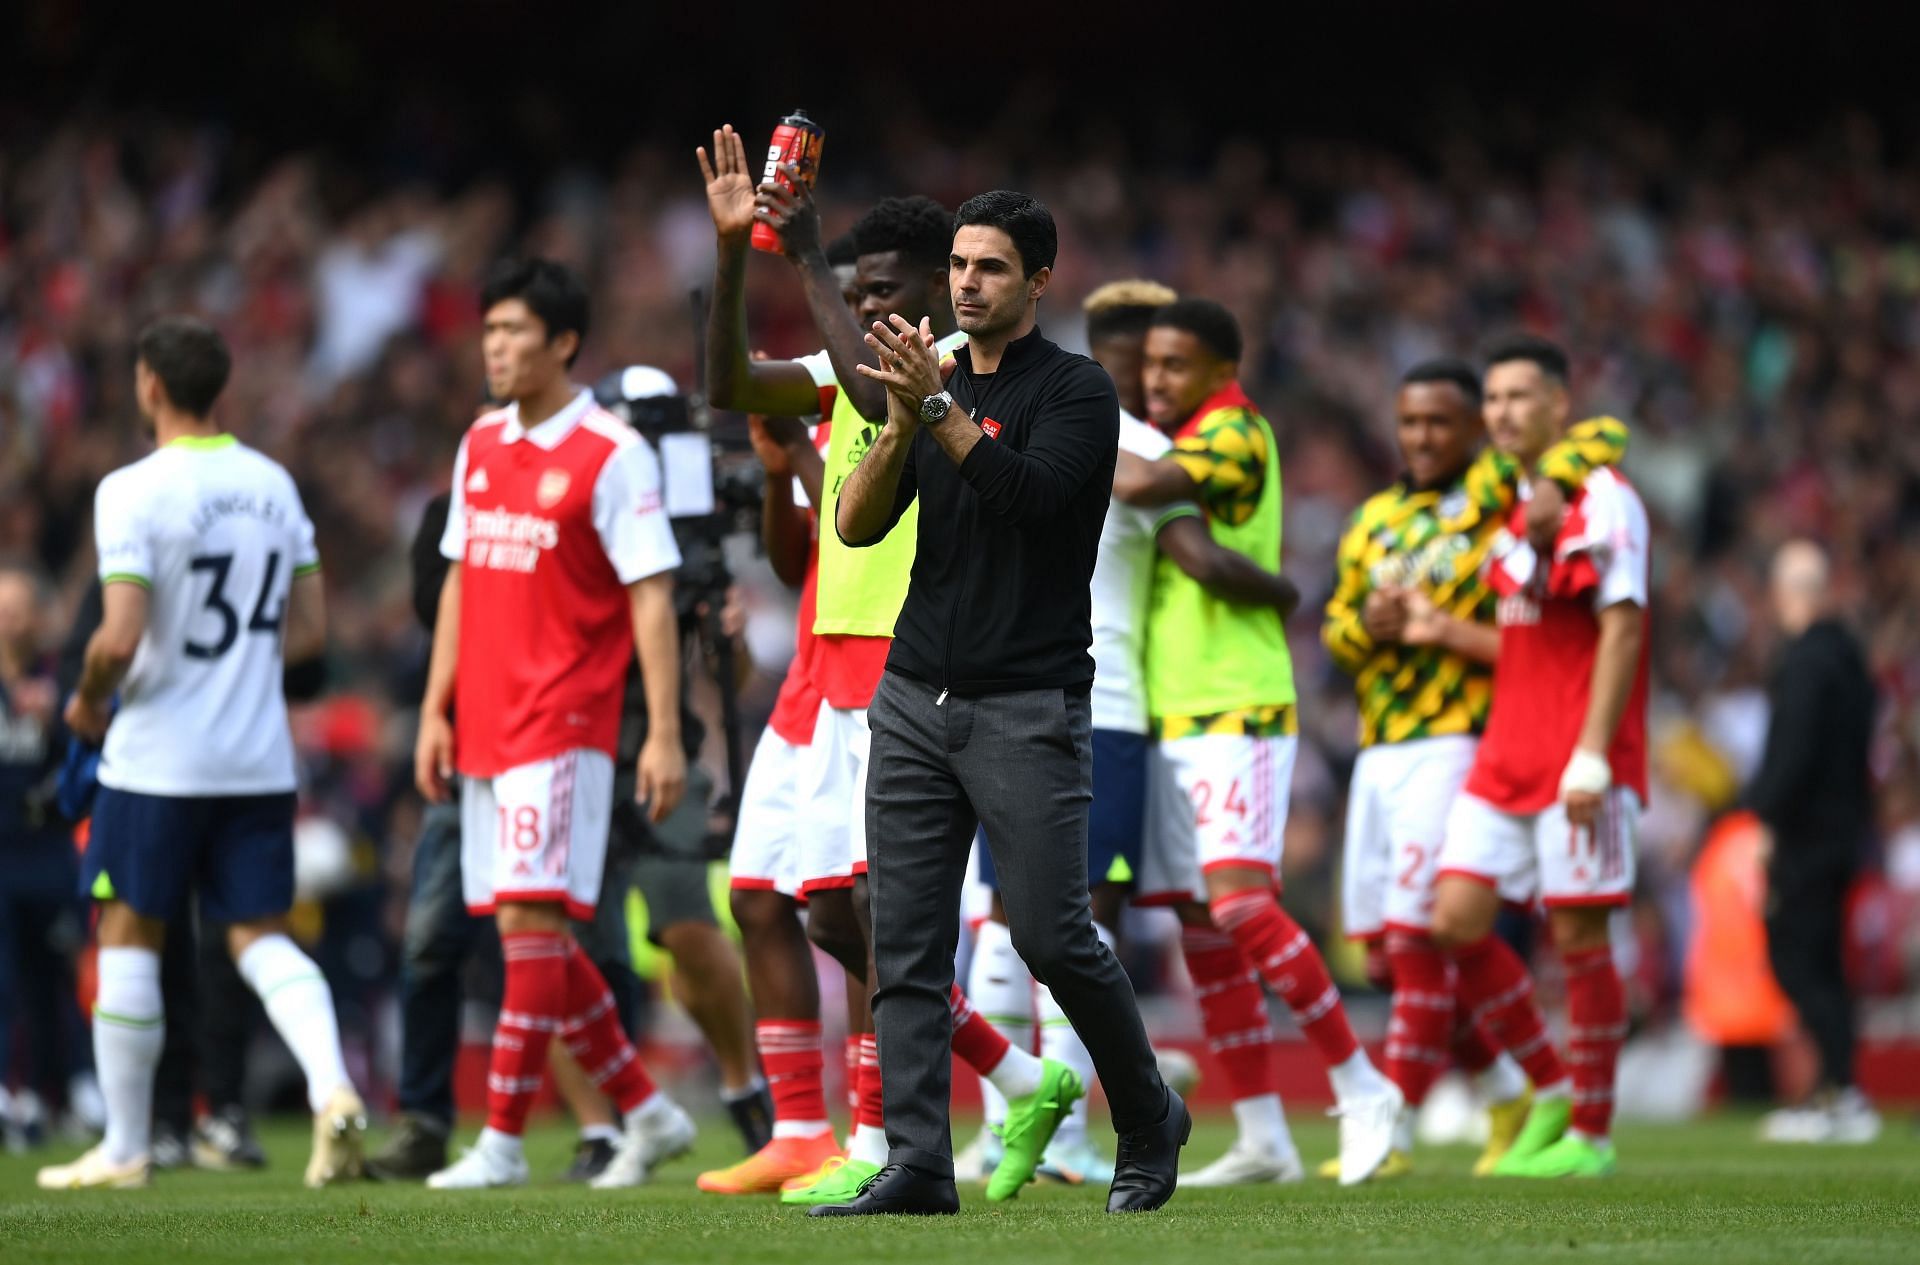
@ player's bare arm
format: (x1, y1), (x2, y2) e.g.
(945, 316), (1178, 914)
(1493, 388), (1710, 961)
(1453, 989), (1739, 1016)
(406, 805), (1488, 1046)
(414, 563), (460, 804)
(696, 125), (821, 417)
(1156, 514), (1299, 619)
(1111, 452), (1202, 508)
(628, 572), (686, 823)
(1396, 587), (1500, 663)
(65, 579), (149, 742)
(282, 570), (327, 666)
(755, 165), (889, 422)
(1563, 600), (1644, 828)
(749, 412), (814, 588)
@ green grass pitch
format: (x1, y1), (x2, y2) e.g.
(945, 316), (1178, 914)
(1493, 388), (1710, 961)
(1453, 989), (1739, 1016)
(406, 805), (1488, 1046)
(4, 1113), (1917, 1264)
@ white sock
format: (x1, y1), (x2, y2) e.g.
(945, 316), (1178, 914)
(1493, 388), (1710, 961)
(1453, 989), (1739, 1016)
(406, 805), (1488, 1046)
(1328, 1048), (1390, 1105)
(1037, 980), (1095, 1145)
(94, 946), (164, 1165)
(849, 1122), (889, 1166)
(623, 1089), (674, 1131)
(580, 1123), (619, 1144)
(478, 1125), (525, 1161)
(1392, 1107), (1416, 1153)
(1475, 1052), (1529, 1106)
(984, 1041), (1044, 1101)
(235, 934), (352, 1113)
(1232, 1093), (1294, 1156)
(1534, 1077), (1572, 1100)
(967, 919), (1033, 1125)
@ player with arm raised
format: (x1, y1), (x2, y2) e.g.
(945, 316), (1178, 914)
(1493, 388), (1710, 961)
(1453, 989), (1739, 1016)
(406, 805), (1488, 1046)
(1321, 359), (1628, 1179)
(1429, 334), (1652, 1179)
(39, 318), (363, 1191)
(416, 259), (695, 1191)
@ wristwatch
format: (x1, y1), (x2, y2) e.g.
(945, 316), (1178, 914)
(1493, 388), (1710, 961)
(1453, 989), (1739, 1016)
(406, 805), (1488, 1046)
(919, 390), (954, 424)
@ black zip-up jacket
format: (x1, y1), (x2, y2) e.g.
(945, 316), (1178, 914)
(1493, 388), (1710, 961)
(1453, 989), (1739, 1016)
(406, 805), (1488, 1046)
(1745, 618), (1877, 875)
(840, 326), (1118, 697)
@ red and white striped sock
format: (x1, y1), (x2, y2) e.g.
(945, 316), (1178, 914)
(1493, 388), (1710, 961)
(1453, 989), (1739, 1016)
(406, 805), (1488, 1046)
(1450, 934), (1568, 1092)
(486, 932), (568, 1136)
(559, 941), (656, 1115)
(1180, 926), (1276, 1102)
(756, 1019), (828, 1138)
(1448, 991), (1501, 1075)
(848, 1032), (887, 1166)
(1562, 945), (1626, 1141)
(1212, 889), (1362, 1068)
(950, 984), (1042, 1098)
(1383, 931), (1454, 1107)
(843, 1034), (862, 1120)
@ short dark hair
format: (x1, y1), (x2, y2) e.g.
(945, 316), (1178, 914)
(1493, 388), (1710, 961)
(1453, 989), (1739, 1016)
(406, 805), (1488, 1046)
(136, 317), (231, 416)
(825, 232), (860, 269)
(1482, 332), (1569, 385)
(1149, 298), (1243, 364)
(480, 258), (590, 366)
(853, 196), (954, 273)
(1400, 357), (1483, 407)
(954, 190), (1057, 276)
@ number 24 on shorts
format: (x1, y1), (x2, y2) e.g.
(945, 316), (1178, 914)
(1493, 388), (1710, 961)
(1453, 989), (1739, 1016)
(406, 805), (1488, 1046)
(1189, 779), (1249, 826)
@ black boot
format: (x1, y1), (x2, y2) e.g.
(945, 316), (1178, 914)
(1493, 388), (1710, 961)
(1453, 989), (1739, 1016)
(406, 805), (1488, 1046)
(808, 1162), (960, 1217)
(1107, 1089), (1190, 1213)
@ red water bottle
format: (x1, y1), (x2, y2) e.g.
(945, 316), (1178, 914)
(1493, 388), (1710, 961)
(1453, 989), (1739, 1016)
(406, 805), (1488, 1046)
(750, 109), (826, 254)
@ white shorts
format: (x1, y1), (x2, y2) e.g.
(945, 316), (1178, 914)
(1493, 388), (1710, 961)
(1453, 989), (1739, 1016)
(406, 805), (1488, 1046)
(729, 726), (807, 899)
(1341, 735), (1479, 940)
(1138, 734), (1297, 905)
(795, 702), (868, 897)
(460, 749), (614, 922)
(1437, 787), (1640, 909)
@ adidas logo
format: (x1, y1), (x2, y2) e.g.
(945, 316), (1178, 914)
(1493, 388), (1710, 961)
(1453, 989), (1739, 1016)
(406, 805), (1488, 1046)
(467, 467), (490, 493)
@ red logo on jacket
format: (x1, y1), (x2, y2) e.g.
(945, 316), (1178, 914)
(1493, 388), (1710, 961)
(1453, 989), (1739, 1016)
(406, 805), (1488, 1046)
(980, 417), (1002, 439)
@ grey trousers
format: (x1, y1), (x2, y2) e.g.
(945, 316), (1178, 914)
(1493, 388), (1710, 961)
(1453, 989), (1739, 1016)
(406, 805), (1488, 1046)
(865, 670), (1167, 1178)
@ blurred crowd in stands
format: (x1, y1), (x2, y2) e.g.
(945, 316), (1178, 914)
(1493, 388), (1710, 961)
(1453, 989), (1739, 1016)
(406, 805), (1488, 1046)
(4, 104), (1919, 1122)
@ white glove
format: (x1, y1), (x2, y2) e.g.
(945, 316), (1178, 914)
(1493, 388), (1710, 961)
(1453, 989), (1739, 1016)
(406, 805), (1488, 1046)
(1558, 748), (1612, 800)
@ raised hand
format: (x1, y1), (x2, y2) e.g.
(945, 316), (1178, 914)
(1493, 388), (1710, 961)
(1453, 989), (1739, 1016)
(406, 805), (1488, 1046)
(695, 124), (758, 240)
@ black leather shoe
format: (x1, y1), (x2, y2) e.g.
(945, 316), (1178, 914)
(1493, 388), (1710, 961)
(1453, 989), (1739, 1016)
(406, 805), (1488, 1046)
(807, 1162), (960, 1217)
(1107, 1089), (1191, 1212)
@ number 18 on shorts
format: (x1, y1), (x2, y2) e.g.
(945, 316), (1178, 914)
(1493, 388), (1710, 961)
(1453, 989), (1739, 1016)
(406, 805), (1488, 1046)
(459, 749), (614, 921)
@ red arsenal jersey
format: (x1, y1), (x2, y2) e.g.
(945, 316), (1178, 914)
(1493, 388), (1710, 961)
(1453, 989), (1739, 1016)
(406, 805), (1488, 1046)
(439, 389), (680, 776)
(1466, 467), (1652, 814)
(765, 422), (833, 746)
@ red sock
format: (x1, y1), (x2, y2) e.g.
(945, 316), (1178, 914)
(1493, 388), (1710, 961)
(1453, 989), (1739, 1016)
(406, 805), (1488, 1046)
(1450, 934), (1567, 1088)
(1181, 926), (1275, 1101)
(1449, 995), (1501, 1075)
(854, 1033), (884, 1130)
(1562, 946), (1626, 1139)
(1383, 931), (1454, 1106)
(559, 941), (656, 1115)
(844, 1035), (862, 1118)
(1212, 889), (1360, 1067)
(486, 932), (568, 1135)
(948, 984), (1011, 1075)
(756, 1020), (827, 1129)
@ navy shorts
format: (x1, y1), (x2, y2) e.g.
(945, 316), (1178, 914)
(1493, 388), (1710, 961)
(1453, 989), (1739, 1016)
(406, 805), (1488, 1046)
(977, 727), (1148, 891)
(83, 787), (298, 925)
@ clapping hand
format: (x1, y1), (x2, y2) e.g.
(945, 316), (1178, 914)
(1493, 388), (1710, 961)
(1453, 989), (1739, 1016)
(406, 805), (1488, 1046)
(855, 314), (944, 420)
(1398, 588), (1450, 646)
